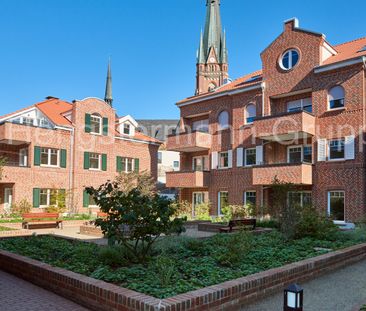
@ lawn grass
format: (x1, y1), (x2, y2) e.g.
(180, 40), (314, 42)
(0, 226), (16, 231)
(0, 229), (365, 298)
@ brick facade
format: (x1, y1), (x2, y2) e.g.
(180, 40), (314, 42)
(167, 16), (366, 222)
(0, 97), (160, 214)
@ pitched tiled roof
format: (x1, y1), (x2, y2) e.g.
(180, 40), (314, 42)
(35, 98), (73, 126)
(324, 36), (366, 65)
(136, 119), (179, 142)
(178, 70), (263, 104)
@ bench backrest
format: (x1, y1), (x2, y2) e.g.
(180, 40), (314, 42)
(229, 219), (256, 229)
(22, 213), (59, 220)
(97, 212), (108, 218)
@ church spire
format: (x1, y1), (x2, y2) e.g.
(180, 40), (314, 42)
(195, 0), (229, 95)
(104, 59), (113, 106)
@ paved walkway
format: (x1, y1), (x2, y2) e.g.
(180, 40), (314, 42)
(0, 270), (90, 311)
(241, 259), (366, 311)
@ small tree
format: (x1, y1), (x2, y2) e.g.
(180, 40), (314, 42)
(270, 177), (300, 240)
(115, 171), (156, 197)
(221, 204), (256, 222)
(87, 180), (186, 263)
(11, 199), (32, 217)
(0, 156), (6, 180)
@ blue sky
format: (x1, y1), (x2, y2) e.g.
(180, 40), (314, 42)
(0, 0), (365, 119)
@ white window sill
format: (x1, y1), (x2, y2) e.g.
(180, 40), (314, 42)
(90, 132), (102, 136)
(40, 165), (60, 168)
(88, 205), (98, 208)
(89, 168), (102, 171)
(333, 220), (346, 225)
(327, 158), (345, 162)
(218, 167), (230, 170)
(327, 107), (345, 112)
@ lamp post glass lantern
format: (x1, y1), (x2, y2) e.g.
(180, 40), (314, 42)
(284, 284), (303, 311)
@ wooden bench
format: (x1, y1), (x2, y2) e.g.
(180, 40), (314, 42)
(22, 213), (63, 230)
(97, 212), (108, 218)
(219, 219), (256, 233)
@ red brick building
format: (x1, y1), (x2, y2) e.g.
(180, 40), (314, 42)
(0, 63), (161, 214)
(166, 0), (366, 223)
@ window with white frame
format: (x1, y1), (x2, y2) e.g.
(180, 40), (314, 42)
(328, 86), (345, 110)
(244, 191), (256, 207)
(218, 111), (229, 130)
(218, 152), (229, 168)
(173, 161), (179, 168)
(218, 191), (229, 215)
(280, 49), (299, 70)
(23, 117), (34, 126)
(40, 148), (59, 166)
(193, 156), (209, 171)
(245, 104), (256, 124)
(192, 119), (209, 133)
(120, 157), (134, 173)
(39, 189), (64, 207)
(89, 153), (101, 170)
(288, 145), (312, 164)
(192, 192), (207, 216)
(157, 152), (162, 164)
(19, 148), (28, 167)
(287, 98), (312, 113)
(328, 191), (345, 222)
(288, 192), (312, 208)
(329, 139), (345, 160)
(123, 123), (131, 135)
(245, 148), (256, 166)
(90, 114), (102, 134)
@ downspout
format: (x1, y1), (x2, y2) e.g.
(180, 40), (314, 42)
(260, 82), (266, 216)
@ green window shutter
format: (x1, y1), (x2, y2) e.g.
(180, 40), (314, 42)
(116, 156), (122, 172)
(60, 149), (67, 168)
(33, 188), (40, 208)
(102, 154), (107, 171)
(84, 152), (90, 170)
(83, 190), (89, 208)
(34, 146), (41, 166)
(102, 117), (108, 136)
(134, 158), (140, 173)
(85, 113), (91, 133)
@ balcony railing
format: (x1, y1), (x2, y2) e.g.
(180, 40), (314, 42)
(166, 131), (212, 152)
(254, 111), (315, 141)
(252, 162), (312, 185)
(166, 170), (210, 188)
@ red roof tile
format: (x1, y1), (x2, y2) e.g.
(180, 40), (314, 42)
(323, 36), (366, 65)
(35, 98), (73, 126)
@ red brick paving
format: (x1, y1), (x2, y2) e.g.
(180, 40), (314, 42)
(0, 270), (90, 311)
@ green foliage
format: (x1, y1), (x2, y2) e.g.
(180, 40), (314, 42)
(0, 156), (6, 180)
(194, 202), (211, 221)
(295, 206), (338, 240)
(360, 305), (366, 311)
(221, 204), (256, 223)
(0, 226), (15, 231)
(172, 200), (192, 219)
(115, 171), (156, 197)
(11, 199), (32, 217)
(87, 179), (186, 263)
(257, 219), (279, 229)
(1, 228), (365, 299)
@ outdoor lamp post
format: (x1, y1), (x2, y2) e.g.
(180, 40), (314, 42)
(284, 284), (303, 311)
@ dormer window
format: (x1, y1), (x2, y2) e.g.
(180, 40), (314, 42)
(280, 49), (299, 70)
(123, 123), (131, 135)
(90, 114), (102, 135)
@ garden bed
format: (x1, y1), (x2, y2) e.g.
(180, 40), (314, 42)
(0, 229), (365, 299)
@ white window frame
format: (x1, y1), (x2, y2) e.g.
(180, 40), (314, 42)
(327, 191), (345, 224)
(120, 157), (135, 173)
(244, 191), (256, 207)
(244, 148), (257, 167)
(19, 148), (28, 167)
(328, 139), (345, 161)
(40, 148), (60, 167)
(245, 104), (256, 125)
(287, 191), (312, 208)
(89, 153), (102, 171)
(192, 119), (209, 133)
(123, 123), (131, 135)
(39, 189), (61, 208)
(90, 114), (102, 135)
(287, 98), (312, 113)
(328, 86), (345, 111)
(218, 191), (228, 216)
(218, 111), (229, 130)
(192, 192), (208, 217)
(280, 49), (299, 70)
(287, 145), (312, 163)
(192, 155), (209, 171)
(218, 151), (229, 169)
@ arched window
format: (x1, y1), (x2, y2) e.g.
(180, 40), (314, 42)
(218, 111), (229, 130)
(245, 104), (256, 124)
(328, 86), (345, 110)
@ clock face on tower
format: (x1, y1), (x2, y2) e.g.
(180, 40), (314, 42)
(209, 57), (216, 63)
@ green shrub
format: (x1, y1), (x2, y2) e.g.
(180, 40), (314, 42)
(194, 202), (211, 221)
(183, 238), (207, 256)
(257, 219), (279, 229)
(98, 246), (130, 267)
(172, 200), (192, 219)
(295, 206), (338, 240)
(150, 255), (177, 286)
(221, 204), (256, 223)
(11, 199), (32, 217)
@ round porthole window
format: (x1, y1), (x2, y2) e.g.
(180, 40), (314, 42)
(280, 49), (299, 70)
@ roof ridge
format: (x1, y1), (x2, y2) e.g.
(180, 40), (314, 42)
(334, 36), (366, 48)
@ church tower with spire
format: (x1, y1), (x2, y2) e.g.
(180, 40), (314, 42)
(196, 0), (228, 95)
(104, 59), (113, 106)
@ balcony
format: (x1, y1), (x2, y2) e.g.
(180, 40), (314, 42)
(0, 122), (32, 145)
(252, 162), (312, 185)
(166, 170), (210, 188)
(166, 131), (212, 152)
(254, 111), (315, 141)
